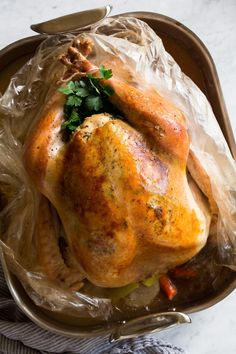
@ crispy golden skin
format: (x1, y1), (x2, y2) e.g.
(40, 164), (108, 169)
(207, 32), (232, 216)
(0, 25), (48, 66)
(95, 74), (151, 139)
(23, 38), (211, 288)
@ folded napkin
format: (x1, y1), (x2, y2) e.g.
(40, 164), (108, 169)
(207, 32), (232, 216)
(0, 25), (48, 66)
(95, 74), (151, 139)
(0, 263), (185, 354)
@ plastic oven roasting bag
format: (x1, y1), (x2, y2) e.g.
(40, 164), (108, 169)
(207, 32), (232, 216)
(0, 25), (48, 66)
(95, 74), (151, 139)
(0, 16), (235, 319)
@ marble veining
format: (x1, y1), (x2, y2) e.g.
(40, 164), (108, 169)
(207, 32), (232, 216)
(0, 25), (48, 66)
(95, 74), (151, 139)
(0, 1), (235, 353)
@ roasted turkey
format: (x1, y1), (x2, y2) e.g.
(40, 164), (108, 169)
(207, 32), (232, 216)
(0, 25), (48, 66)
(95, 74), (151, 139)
(23, 37), (214, 289)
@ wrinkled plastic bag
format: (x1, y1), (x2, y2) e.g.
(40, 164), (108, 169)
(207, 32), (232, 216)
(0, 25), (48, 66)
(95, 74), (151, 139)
(0, 16), (235, 319)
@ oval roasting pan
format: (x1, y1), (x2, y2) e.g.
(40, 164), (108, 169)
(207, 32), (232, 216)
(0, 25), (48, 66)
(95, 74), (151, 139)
(0, 12), (235, 339)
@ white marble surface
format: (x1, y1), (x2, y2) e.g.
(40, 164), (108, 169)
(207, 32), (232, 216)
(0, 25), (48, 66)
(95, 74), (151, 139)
(0, 1), (235, 353)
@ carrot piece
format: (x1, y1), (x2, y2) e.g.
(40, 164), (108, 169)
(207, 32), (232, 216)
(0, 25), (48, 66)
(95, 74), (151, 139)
(169, 267), (198, 279)
(159, 275), (177, 300)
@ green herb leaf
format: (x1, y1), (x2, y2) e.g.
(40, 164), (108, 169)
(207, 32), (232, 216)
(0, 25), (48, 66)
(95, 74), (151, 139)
(58, 86), (74, 95)
(66, 95), (82, 107)
(61, 110), (81, 131)
(85, 95), (103, 111)
(75, 87), (90, 97)
(102, 85), (115, 97)
(67, 81), (76, 90)
(79, 80), (87, 88)
(70, 110), (81, 121)
(87, 75), (101, 94)
(99, 65), (113, 80)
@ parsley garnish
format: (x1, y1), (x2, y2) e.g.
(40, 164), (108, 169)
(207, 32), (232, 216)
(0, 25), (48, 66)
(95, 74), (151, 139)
(58, 66), (115, 134)
(99, 65), (113, 80)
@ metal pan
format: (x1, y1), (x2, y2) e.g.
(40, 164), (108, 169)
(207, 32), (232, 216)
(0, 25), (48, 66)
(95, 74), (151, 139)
(0, 12), (235, 340)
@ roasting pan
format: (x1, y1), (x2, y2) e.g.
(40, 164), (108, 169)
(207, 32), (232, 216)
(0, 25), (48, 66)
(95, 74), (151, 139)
(0, 12), (235, 339)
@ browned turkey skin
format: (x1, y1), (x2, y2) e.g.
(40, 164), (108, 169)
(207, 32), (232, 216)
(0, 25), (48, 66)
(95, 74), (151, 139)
(23, 36), (214, 290)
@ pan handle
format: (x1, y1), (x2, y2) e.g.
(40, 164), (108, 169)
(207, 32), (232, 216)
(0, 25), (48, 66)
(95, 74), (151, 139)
(109, 311), (191, 342)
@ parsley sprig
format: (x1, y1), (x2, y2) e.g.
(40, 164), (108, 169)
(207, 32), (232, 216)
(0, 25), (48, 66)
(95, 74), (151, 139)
(58, 65), (115, 133)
